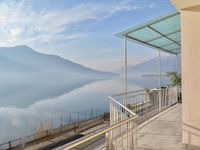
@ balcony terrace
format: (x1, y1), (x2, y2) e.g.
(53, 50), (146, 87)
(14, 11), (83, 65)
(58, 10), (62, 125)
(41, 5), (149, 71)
(137, 103), (183, 150)
(61, 85), (183, 150)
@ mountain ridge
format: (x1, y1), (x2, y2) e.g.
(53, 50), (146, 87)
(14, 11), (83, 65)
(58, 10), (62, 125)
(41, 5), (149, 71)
(128, 55), (181, 74)
(0, 45), (116, 77)
(0, 45), (116, 107)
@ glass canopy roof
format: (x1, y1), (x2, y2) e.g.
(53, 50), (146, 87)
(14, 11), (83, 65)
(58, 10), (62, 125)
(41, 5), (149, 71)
(116, 12), (181, 55)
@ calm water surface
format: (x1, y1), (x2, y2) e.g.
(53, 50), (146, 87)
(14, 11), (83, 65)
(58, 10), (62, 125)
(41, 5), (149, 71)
(0, 75), (170, 143)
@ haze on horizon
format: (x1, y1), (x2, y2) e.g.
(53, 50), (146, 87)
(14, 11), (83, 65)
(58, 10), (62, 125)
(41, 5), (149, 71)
(0, 0), (176, 72)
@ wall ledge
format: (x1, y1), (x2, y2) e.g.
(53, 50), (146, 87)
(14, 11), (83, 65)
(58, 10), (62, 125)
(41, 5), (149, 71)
(171, 0), (200, 10)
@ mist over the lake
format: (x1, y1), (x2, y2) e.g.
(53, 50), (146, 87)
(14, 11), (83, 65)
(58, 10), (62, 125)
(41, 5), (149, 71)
(0, 45), (176, 143)
(0, 45), (118, 142)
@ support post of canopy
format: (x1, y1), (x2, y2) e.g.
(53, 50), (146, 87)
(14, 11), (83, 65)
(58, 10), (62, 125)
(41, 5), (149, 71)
(176, 54), (178, 73)
(124, 35), (128, 106)
(158, 49), (161, 111)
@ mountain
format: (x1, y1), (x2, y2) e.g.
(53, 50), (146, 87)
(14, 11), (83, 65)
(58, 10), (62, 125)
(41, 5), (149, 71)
(0, 45), (115, 77)
(128, 55), (181, 74)
(0, 45), (116, 107)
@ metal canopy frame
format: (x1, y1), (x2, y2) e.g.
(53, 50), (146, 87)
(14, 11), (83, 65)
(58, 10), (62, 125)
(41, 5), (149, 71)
(116, 11), (181, 55)
(117, 11), (181, 109)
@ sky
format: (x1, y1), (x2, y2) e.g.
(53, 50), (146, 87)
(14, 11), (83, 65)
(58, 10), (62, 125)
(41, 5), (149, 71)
(0, 0), (176, 71)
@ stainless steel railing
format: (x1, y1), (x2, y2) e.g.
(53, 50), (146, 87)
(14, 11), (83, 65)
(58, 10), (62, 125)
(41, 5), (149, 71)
(107, 85), (179, 150)
(110, 85), (178, 125)
(59, 85), (179, 150)
(0, 109), (104, 150)
(60, 92), (138, 150)
(62, 115), (138, 150)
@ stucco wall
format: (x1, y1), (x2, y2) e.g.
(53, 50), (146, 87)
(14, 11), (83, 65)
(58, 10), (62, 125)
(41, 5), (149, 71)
(181, 10), (200, 148)
(171, 0), (200, 10)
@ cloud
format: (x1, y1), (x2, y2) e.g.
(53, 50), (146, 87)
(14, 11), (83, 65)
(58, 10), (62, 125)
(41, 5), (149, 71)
(10, 28), (24, 37)
(149, 3), (155, 9)
(0, 0), (149, 49)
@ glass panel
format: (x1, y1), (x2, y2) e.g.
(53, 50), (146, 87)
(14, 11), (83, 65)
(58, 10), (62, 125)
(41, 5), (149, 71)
(150, 15), (180, 34)
(128, 27), (160, 42)
(162, 43), (180, 50)
(177, 49), (181, 53)
(171, 49), (181, 54)
(117, 12), (181, 54)
(167, 32), (181, 42)
(148, 37), (172, 47)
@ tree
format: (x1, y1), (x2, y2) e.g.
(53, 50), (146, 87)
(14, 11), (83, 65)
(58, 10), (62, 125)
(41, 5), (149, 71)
(167, 71), (181, 86)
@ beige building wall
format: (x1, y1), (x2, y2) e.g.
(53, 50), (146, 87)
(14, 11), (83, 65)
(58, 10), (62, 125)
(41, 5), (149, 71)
(171, 1), (200, 148)
(172, 0), (200, 10)
(181, 10), (200, 148)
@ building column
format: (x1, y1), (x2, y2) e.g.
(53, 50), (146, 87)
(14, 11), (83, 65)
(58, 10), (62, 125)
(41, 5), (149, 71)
(181, 10), (200, 149)
(171, 1), (200, 148)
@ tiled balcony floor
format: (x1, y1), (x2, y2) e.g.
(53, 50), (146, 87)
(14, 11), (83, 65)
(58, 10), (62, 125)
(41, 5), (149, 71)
(136, 104), (185, 150)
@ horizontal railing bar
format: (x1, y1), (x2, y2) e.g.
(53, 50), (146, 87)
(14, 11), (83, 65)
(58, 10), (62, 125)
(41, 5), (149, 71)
(124, 93), (146, 99)
(112, 89), (168, 100)
(110, 89), (145, 97)
(62, 116), (138, 150)
(109, 96), (137, 116)
(111, 84), (173, 98)
(113, 93), (146, 100)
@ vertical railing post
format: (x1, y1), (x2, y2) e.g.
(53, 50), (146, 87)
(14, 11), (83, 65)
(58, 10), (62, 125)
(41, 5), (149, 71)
(110, 98), (112, 124)
(60, 116), (63, 133)
(84, 110), (87, 120)
(124, 35), (128, 106)
(60, 116), (62, 126)
(69, 112), (71, 123)
(91, 109), (93, 118)
(145, 89), (148, 121)
(134, 121), (137, 150)
(8, 141), (11, 149)
(176, 54), (178, 73)
(78, 112), (80, 122)
(108, 136), (111, 150)
(41, 121), (43, 130)
(158, 49), (162, 111)
(51, 119), (53, 129)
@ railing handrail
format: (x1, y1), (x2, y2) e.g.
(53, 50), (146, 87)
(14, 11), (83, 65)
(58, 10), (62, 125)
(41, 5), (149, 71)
(111, 84), (175, 98)
(62, 116), (138, 150)
(108, 96), (137, 116)
(111, 89), (145, 97)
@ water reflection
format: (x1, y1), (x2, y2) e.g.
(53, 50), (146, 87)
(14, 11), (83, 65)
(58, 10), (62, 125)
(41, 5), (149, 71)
(0, 75), (170, 143)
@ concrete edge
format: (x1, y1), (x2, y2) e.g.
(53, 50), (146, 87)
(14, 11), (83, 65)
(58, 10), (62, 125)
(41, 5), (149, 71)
(136, 103), (180, 131)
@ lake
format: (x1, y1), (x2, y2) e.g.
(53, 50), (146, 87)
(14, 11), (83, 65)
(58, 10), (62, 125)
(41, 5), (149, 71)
(0, 74), (170, 143)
